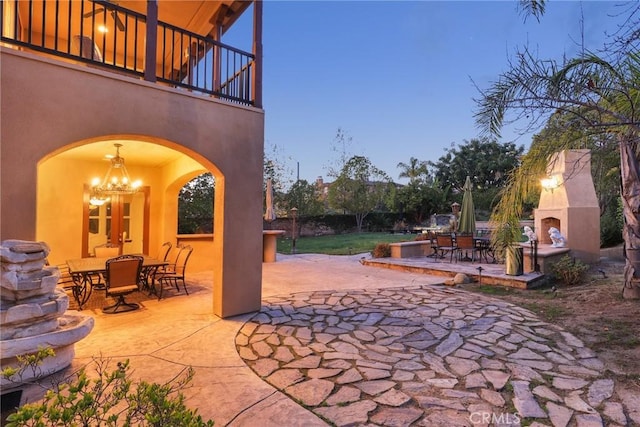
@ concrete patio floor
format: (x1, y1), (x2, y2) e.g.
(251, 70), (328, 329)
(63, 253), (637, 426)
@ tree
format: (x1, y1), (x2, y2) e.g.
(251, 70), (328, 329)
(282, 179), (324, 217)
(518, 0), (546, 22)
(475, 3), (640, 298)
(325, 127), (354, 179)
(397, 157), (429, 184)
(178, 173), (214, 234)
(428, 138), (524, 192)
(396, 179), (449, 225)
(395, 157), (446, 224)
(327, 156), (394, 232)
(264, 142), (293, 217)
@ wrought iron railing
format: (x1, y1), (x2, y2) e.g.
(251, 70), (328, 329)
(0, 0), (255, 106)
(157, 20), (254, 104)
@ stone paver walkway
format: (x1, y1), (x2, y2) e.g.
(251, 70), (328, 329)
(236, 285), (629, 426)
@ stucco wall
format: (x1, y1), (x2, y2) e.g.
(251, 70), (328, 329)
(535, 150), (600, 264)
(37, 156), (165, 264)
(1, 48), (265, 317)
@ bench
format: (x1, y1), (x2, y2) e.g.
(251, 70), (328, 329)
(389, 240), (434, 258)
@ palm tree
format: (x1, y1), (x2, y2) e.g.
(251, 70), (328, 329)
(476, 4), (640, 298)
(397, 157), (429, 183)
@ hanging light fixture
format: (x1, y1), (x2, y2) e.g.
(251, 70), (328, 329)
(89, 143), (142, 206)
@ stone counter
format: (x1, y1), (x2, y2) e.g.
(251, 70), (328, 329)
(520, 242), (570, 274)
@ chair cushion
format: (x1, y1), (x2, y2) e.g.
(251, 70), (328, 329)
(108, 284), (139, 295)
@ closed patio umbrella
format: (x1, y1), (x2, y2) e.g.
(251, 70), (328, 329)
(458, 176), (476, 235)
(264, 178), (276, 223)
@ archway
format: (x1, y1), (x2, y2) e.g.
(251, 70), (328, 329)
(3, 50), (264, 318)
(37, 138), (222, 273)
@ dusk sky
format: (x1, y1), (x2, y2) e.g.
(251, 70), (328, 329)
(228, 1), (628, 185)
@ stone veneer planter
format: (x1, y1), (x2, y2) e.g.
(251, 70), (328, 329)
(1, 240), (94, 391)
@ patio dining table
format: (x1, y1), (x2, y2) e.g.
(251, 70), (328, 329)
(432, 233), (495, 263)
(472, 236), (495, 263)
(66, 256), (168, 309)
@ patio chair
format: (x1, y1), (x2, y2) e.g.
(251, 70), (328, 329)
(162, 245), (183, 274)
(102, 255), (143, 314)
(435, 233), (457, 262)
(426, 231), (439, 258)
(140, 241), (173, 292)
(156, 245), (193, 299)
(91, 244), (120, 288)
(454, 233), (479, 263)
(45, 260), (75, 291)
(94, 244), (120, 258)
(156, 241), (172, 261)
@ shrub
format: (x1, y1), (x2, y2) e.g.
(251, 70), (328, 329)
(550, 255), (589, 287)
(392, 220), (408, 232)
(372, 243), (391, 258)
(3, 350), (214, 427)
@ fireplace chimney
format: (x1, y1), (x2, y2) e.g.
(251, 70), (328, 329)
(534, 149), (600, 263)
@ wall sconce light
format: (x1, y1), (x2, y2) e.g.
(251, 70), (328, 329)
(541, 175), (561, 192)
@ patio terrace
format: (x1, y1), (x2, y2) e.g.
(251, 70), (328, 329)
(17, 252), (635, 426)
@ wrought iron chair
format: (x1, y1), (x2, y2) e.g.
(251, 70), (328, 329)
(91, 244), (121, 288)
(45, 260), (75, 291)
(426, 231), (439, 259)
(435, 233), (457, 263)
(156, 246), (193, 299)
(156, 241), (172, 261)
(94, 244), (120, 258)
(140, 242), (173, 292)
(102, 255), (143, 314)
(454, 233), (479, 262)
(162, 245), (183, 274)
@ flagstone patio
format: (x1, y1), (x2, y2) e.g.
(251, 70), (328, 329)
(53, 253), (639, 426)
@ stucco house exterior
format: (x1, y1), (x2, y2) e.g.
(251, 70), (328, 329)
(1, 0), (265, 318)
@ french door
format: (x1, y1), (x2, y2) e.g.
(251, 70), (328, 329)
(82, 186), (150, 257)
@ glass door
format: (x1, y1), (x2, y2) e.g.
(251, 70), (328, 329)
(83, 186), (150, 257)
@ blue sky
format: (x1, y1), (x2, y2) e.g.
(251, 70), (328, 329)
(228, 1), (626, 185)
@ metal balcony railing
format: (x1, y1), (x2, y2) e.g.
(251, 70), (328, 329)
(0, 0), (255, 106)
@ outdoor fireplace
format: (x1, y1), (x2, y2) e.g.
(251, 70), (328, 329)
(539, 217), (561, 245)
(534, 149), (600, 263)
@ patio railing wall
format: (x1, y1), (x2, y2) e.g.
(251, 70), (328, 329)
(0, 0), (255, 106)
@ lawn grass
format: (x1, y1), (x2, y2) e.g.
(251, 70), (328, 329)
(276, 232), (417, 255)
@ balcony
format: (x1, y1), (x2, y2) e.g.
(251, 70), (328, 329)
(0, 0), (261, 107)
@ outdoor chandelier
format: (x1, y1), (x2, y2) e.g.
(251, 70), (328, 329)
(89, 143), (142, 206)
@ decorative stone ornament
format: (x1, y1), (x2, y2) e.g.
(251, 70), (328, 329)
(1, 240), (94, 391)
(523, 226), (538, 244)
(548, 228), (567, 248)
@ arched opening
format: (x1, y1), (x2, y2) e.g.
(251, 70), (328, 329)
(178, 173), (215, 235)
(36, 138), (221, 275)
(3, 48), (264, 318)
